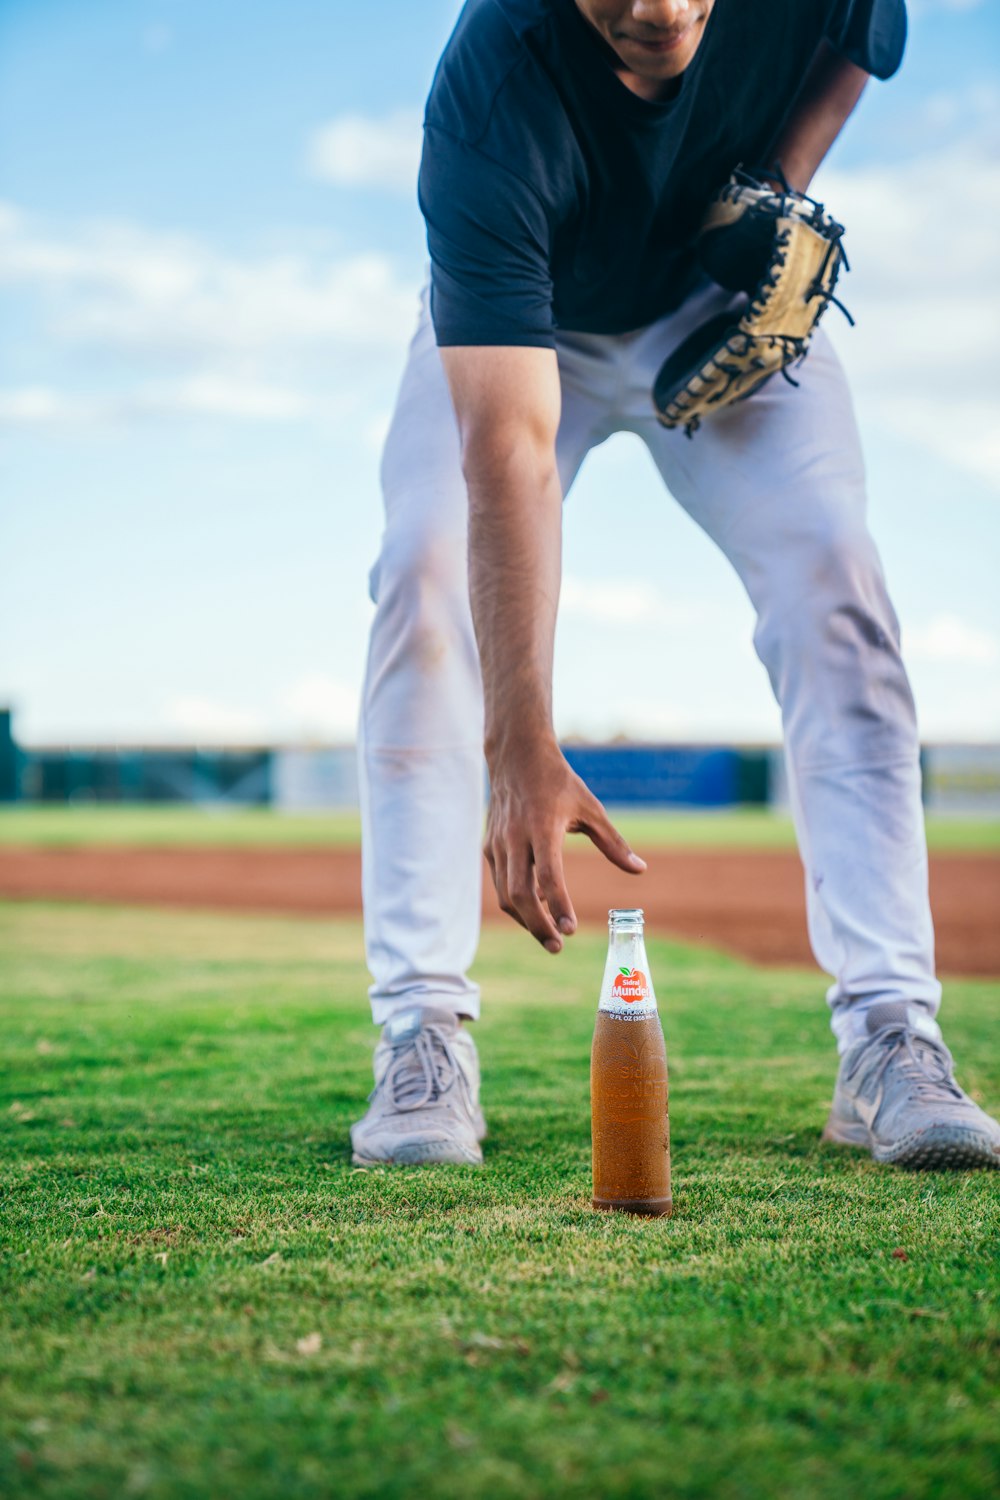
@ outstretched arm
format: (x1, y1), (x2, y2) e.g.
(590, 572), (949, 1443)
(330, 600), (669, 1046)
(440, 344), (645, 954)
(768, 40), (870, 192)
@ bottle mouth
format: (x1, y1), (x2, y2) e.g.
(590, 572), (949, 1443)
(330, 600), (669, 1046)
(608, 907), (644, 926)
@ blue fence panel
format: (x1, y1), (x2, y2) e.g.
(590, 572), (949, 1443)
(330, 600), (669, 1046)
(561, 745), (742, 806)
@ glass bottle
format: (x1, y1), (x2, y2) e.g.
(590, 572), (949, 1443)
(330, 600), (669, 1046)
(591, 908), (672, 1217)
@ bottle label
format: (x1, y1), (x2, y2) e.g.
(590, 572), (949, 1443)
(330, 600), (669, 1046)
(601, 966), (657, 1016)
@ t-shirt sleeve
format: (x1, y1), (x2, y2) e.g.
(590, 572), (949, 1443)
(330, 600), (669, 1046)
(825, 0), (907, 80)
(418, 125), (556, 348)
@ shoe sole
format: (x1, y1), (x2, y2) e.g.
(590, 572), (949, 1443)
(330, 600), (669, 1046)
(823, 1116), (1000, 1170)
(351, 1140), (484, 1168)
(874, 1124), (1000, 1170)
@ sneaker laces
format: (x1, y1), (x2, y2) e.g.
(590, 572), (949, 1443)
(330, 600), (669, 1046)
(376, 1024), (462, 1114)
(848, 1023), (964, 1107)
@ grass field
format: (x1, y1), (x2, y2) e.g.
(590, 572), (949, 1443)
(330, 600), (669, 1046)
(1, 803), (998, 852)
(2, 902), (998, 1499)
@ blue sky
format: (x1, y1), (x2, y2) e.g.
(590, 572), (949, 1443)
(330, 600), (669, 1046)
(1, 0), (998, 746)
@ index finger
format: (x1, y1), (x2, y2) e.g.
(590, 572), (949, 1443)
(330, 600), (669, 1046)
(574, 800), (647, 874)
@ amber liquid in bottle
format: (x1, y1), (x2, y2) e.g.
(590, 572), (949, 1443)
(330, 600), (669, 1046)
(591, 908), (672, 1217)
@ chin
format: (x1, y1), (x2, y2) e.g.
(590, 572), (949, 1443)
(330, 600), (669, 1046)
(644, 52), (697, 79)
(621, 33), (703, 79)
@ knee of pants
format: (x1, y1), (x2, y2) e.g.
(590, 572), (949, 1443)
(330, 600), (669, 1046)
(752, 512), (918, 768)
(369, 519), (475, 677)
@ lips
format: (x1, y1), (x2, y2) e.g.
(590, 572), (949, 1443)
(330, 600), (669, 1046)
(627, 27), (693, 53)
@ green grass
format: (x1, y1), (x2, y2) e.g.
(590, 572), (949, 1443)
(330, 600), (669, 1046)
(612, 807), (1000, 853)
(1, 803), (998, 852)
(0, 805), (365, 848)
(1, 905), (998, 1498)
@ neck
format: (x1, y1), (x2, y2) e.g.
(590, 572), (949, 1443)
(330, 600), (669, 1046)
(616, 69), (683, 103)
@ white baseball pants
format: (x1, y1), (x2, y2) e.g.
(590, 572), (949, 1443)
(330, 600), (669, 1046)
(359, 282), (941, 1050)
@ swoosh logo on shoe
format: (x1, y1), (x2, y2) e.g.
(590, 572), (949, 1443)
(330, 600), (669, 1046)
(853, 1086), (882, 1129)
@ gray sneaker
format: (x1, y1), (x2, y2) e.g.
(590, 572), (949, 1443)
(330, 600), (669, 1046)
(823, 1002), (1000, 1169)
(350, 1006), (486, 1167)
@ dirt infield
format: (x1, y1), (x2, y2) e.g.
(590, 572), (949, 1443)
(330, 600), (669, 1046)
(1, 843), (997, 975)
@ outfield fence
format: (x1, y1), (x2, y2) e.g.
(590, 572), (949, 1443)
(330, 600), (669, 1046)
(4, 707), (999, 815)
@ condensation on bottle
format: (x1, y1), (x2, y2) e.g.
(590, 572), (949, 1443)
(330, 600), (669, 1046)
(591, 908), (672, 1217)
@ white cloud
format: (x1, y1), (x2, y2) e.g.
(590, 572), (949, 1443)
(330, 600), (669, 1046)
(363, 410), (393, 452)
(305, 110), (422, 195)
(914, 84), (999, 140)
(560, 576), (700, 628)
(164, 375), (309, 420)
(0, 202), (421, 434)
(870, 397), (1000, 494)
(0, 386), (78, 424)
(816, 133), (1000, 490)
(280, 673), (360, 739)
(0, 208), (202, 299)
(0, 202), (420, 358)
(158, 674), (362, 743)
(163, 696), (266, 741)
(0, 377), (313, 427)
(906, 613), (1000, 665)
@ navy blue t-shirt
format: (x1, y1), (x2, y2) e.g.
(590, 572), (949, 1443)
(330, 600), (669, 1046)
(419, 0), (906, 345)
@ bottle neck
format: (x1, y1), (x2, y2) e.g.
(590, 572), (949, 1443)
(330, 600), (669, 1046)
(599, 921), (657, 1016)
(608, 926), (648, 970)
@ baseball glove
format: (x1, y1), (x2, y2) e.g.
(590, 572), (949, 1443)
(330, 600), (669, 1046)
(653, 167), (851, 436)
